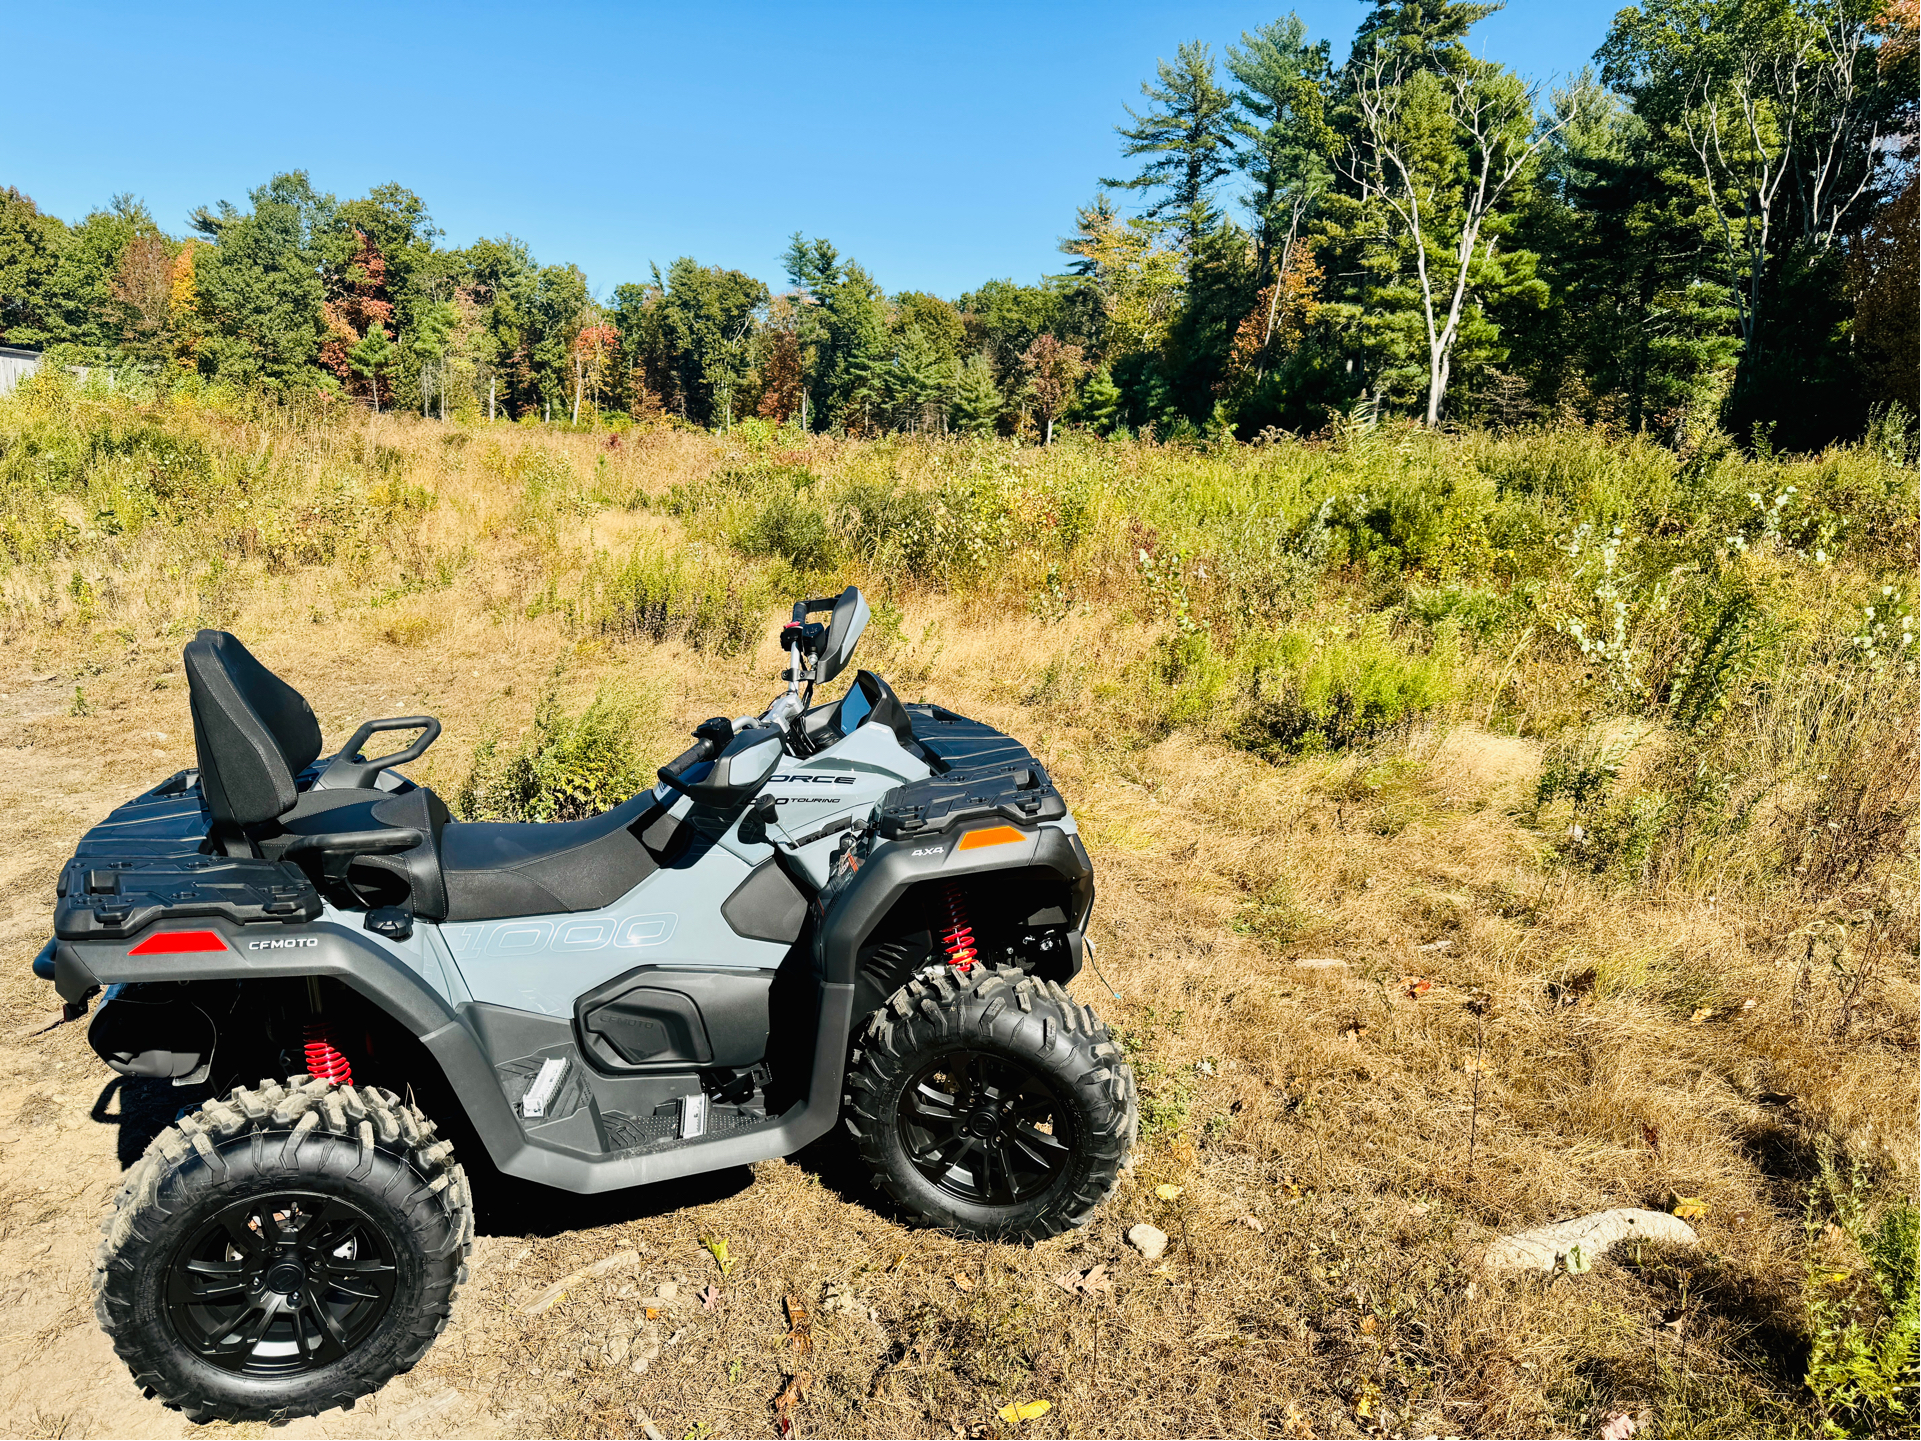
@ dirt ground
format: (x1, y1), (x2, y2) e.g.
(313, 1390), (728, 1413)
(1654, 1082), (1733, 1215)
(0, 607), (1913, 1441)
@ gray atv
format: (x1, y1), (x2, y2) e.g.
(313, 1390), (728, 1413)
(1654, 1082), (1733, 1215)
(32, 587), (1137, 1423)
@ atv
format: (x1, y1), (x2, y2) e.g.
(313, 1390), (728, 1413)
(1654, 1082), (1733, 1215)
(31, 586), (1137, 1423)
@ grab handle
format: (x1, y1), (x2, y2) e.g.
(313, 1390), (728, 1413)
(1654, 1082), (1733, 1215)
(314, 716), (442, 791)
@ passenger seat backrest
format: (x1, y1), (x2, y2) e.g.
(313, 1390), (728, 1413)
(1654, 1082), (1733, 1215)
(183, 630), (324, 828)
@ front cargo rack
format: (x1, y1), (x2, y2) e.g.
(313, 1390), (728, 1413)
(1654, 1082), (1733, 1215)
(874, 760), (1067, 841)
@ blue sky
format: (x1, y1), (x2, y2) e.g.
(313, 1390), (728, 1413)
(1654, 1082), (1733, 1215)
(3, 1), (1623, 300)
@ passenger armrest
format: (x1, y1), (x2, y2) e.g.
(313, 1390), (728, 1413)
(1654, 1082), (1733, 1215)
(283, 827), (425, 885)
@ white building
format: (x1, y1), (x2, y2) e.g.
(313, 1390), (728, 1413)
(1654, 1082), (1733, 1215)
(0, 345), (40, 396)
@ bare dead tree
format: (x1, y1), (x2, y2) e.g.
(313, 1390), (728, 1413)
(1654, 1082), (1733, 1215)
(1258, 189), (1317, 354)
(1344, 50), (1576, 427)
(1684, 3), (1883, 353)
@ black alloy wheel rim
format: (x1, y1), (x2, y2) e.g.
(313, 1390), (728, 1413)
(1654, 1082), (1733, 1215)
(165, 1191), (399, 1375)
(898, 1048), (1076, 1206)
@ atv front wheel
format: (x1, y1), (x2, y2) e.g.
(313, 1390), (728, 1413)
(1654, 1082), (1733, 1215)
(845, 965), (1137, 1241)
(94, 1075), (472, 1424)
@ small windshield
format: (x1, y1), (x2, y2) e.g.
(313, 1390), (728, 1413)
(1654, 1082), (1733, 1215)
(837, 683), (872, 733)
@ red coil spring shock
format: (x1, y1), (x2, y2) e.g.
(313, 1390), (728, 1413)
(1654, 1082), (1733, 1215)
(938, 881), (978, 973)
(302, 1022), (354, 1085)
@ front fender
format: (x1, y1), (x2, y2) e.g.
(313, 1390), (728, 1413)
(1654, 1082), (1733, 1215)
(815, 823), (1093, 986)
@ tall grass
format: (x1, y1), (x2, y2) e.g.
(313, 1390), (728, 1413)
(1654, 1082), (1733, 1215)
(2, 367), (1913, 899)
(1, 369), (1915, 1437)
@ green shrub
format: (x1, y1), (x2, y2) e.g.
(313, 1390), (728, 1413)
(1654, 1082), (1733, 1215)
(1150, 629), (1230, 730)
(735, 489), (836, 568)
(512, 447), (593, 525)
(455, 676), (654, 822)
(1804, 1159), (1920, 1437)
(1405, 582), (1513, 641)
(1229, 616), (1461, 758)
(832, 474), (1011, 584)
(1535, 724), (1645, 814)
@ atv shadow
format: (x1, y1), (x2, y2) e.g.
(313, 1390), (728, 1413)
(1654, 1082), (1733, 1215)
(788, 1124), (907, 1225)
(91, 1075), (216, 1168)
(464, 1162), (758, 1238)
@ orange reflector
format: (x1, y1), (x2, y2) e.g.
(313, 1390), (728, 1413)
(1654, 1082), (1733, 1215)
(128, 929), (228, 956)
(957, 825), (1026, 852)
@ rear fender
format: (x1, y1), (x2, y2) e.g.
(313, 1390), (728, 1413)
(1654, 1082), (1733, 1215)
(52, 920), (456, 1035)
(52, 921), (531, 1170)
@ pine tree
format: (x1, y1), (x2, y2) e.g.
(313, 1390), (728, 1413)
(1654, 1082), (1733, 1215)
(1102, 41), (1239, 250)
(1074, 365), (1122, 432)
(1226, 15), (1336, 286)
(348, 320), (394, 411)
(951, 352), (1004, 434)
(1351, 0), (1501, 72)
(1507, 74), (1738, 434)
(780, 233), (842, 428)
(815, 261), (890, 431)
(887, 325), (956, 432)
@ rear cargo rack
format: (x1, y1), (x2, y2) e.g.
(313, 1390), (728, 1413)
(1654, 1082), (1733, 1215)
(51, 773), (322, 941)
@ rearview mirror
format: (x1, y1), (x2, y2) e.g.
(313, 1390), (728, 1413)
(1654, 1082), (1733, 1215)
(816, 587), (869, 685)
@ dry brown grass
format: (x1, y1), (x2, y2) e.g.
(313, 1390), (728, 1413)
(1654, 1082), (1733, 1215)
(0, 409), (1913, 1439)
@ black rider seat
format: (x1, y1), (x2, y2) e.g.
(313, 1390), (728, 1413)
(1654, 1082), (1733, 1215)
(182, 630), (684, 924)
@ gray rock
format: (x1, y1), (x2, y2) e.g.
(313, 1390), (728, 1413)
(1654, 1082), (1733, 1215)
(1484, 1208), (1698, 1272)
(1127, 1223), (1169, 1261)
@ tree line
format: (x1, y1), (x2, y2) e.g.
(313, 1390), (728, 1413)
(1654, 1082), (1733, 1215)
(1, 0), (1913, 451)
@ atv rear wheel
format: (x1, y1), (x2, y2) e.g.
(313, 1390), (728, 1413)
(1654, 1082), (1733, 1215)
(845, 965), (1137, 1241)
(94, 1075), (472, 1424)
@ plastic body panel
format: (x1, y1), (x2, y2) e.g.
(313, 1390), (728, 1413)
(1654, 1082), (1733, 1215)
(40, 691), (1091, 1195)
(575, 964), (778, 1070)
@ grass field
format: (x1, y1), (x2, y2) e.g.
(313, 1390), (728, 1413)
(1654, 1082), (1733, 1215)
(0, 378), (1913, 1439)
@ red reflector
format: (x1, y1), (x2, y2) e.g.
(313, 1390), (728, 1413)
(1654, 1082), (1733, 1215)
(128, 930), (228, 955)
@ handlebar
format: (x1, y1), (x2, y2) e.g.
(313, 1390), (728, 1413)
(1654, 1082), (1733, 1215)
(656, 717), (733, 791)
(654, 686), (812, 803)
